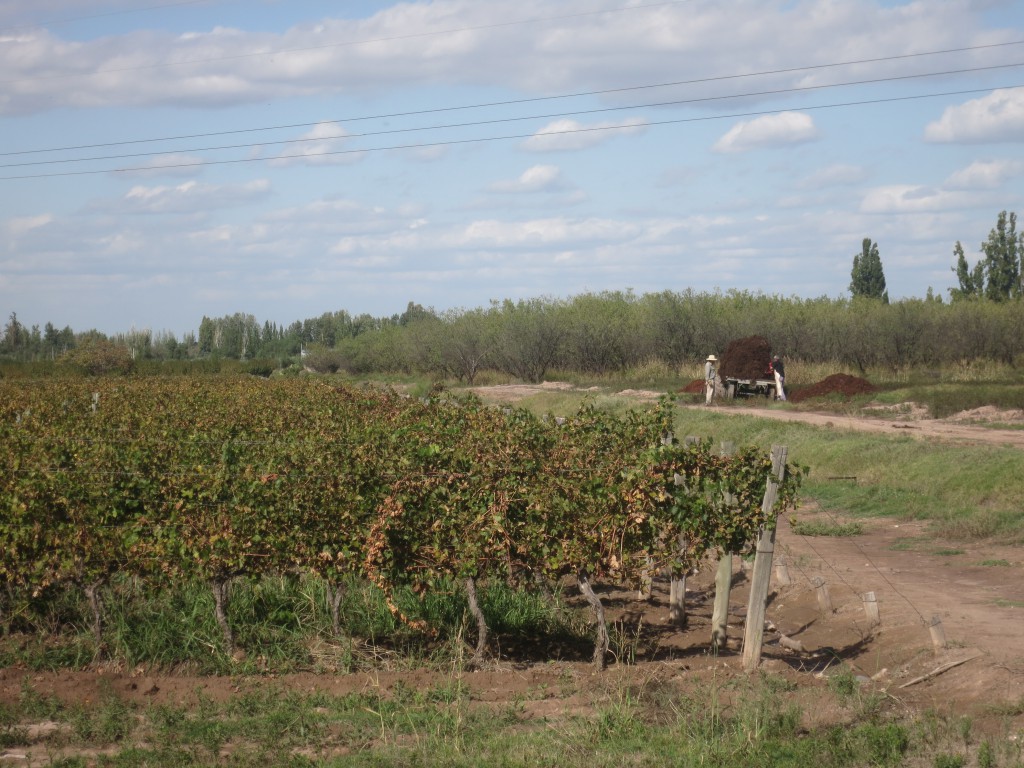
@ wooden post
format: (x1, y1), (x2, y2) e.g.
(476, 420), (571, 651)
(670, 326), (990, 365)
(638, 555), (654, 601)
(668, 469), (688, 626)
(928, 615), (946, 652)
(668, 569), (686, 627)
(862, 591), (880, 627)
(710, 442), (736, 651)
(812, 577), (833, 614)
(774, 557), (792, 586)
(742, 445), (788, 673)
(710, 555), (732, 652)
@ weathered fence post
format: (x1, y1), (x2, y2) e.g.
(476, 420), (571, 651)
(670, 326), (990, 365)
(666, 432), (699, 628)
(774, 557), (792, 586)
(742, 445), (788, 673)
(812, 577), (833, 614)
(710, 555), (732, 652)
(862, 591), (880, 627)
(710, 442), (736, 652)
(928, 615), (947, 652)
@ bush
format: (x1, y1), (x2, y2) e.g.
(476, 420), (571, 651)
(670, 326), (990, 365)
(59, 340), (135, 376)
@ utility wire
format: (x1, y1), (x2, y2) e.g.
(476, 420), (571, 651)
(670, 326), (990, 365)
(2, 61), (1019, 171)
(2, 83), (1021, 181)
(797, 497), (928, 625)
(4, 39), (1021, 159)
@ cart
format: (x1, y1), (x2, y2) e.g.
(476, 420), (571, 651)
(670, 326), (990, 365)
(723, 376), (778, 400)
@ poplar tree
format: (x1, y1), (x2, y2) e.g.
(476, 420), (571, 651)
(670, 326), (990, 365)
(981, 210), (1021, 301)
(950, 241), (984, 301)
(850, 238), (888, 302)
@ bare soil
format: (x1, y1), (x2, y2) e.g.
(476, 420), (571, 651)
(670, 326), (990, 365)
(3, 382), (1024, 761)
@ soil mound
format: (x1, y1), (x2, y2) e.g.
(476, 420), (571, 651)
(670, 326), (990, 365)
(679, 379), (705, 394)
(790, 373), (876, 402)
(720, 336), (772, 380)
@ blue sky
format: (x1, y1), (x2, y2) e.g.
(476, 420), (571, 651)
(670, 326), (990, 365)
(1, 0), (1023, 337)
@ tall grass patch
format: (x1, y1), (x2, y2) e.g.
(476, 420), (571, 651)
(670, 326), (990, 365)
(0, 575), (591, 673)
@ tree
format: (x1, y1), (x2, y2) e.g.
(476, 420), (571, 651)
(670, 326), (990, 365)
(981, 210), (1021, 302)
(3, 312), (23, 353)
(850, 238), (888, 302)
(950, 211), (1023, 302)
(950, 241), (984, 301)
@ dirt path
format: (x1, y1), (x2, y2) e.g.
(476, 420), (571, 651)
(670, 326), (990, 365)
(688, 403), (1024, 449)
(468, 380), (1024, 449)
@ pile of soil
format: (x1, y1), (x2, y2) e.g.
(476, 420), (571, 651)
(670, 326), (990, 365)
(790, 373), (876, 402)
(720, 336), (772, 380)
(679, 379), (705, 394)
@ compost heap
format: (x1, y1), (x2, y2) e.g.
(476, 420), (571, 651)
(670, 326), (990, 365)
(719, 335), (773, 380)
(789, 373), (876, 402)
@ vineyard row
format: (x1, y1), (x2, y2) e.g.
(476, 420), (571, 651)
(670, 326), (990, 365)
(0, 377), (801, 667)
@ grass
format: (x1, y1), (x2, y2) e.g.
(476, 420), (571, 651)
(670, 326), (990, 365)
(0, 673), (940, 767)
(12, 669), (1024, 767)
(790, 519), (864, 537)
(666, 405), (1024, 542)
(0, 575), (590, 673)
(873, 381), (1024, 420)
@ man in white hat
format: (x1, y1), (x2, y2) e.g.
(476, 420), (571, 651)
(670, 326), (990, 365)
(704, 355), (718, 405)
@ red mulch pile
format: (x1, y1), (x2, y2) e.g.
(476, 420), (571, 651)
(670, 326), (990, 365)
(679, 379), (705, 394)
(790, 373), (877, 402)
(720, 336), (773, 380)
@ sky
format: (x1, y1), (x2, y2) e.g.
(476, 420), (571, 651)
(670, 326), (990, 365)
(1, 0), (1023, 338)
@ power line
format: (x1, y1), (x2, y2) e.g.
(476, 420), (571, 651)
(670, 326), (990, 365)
(4, 39), (1021, 159)
(0, 0), (697, 85)
(2, 83), (1021, 181)
(3, 61), (1020, 171)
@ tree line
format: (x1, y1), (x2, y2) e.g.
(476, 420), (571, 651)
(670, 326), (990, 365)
(3, 210), (1022, 379)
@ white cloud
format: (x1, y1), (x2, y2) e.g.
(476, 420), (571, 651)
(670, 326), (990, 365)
(118, 179), (271, 214)
(270, 122), (364, 166)
(0, 0), (999, 119)
(859, 185), (977, 214)
(925, 89), (1024, 144)
(945, 160), (1024, 190)
(114, 154), (206, 178)
(521, 118), (647, 152)
(489, 165), (562, 193)
(800, 164), (868, 189)
(5, 213), (53, 236)
(713, 112), (819, 153)
(455, 217), (637, 247)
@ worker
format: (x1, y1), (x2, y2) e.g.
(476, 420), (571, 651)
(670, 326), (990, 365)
(704, 355), (718, 405)
(772, 354), (786, 401)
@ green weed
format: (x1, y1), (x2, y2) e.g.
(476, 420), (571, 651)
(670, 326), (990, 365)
(791, 519), (864, 537)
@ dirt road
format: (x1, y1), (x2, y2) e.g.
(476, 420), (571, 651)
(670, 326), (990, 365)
(685, 402), (1024, 449)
